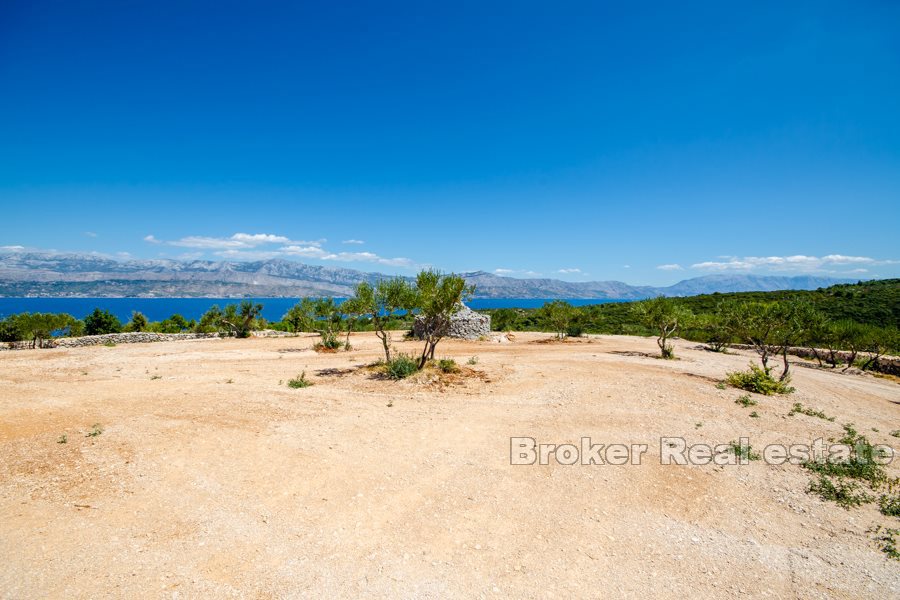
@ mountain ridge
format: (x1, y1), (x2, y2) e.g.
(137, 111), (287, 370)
(0, 252), (858, 299)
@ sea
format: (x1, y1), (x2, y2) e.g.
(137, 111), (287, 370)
(0, 297), (629, 323)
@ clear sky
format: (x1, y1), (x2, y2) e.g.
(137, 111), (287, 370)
(1, 1), (899, 285)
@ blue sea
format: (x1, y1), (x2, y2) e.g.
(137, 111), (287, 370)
(0, 297), (628, 323)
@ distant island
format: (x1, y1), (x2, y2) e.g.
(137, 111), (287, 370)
(0, 251), (857, 299)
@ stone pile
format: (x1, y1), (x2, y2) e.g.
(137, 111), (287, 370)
(413, 304), (491, 340)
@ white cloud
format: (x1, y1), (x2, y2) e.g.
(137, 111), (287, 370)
(342, 239), (365, 245)
(493, 268), (543, 277)
(690, 254), (897, 273)
(657, 263), (684, 271)
(0, 245), (25, 251)
(145, 232), (323, 250)
(84, 231), (98, 238)
(558, 268), (582, 274)
(622, 265), (631, 269)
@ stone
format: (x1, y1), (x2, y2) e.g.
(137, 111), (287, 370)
(412, 303), (491, 340)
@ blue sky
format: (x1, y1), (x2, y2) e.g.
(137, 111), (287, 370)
(1, 1), (899, 285)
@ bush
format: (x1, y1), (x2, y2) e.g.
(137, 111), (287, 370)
(287, 372), (313, 388)
(385, 354), (419, 379)
(437, 358), (460, 373)
(84, 308), (122, 335)
(566, 323), (585, 338)
(880, 492), (900, 517)
(725, 363), (795, 395)
(734, 394), (757, 407)
(809, 475), (872, 509)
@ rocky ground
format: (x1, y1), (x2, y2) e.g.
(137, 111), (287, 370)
(1, 332), (898, 598)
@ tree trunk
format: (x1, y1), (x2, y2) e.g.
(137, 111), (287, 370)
(779, 347), (791, 381)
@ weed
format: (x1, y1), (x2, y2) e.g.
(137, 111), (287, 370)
(86, 423), (103, 437)
(891, 430), (900, 438)
(788, 403), (835, 421)
(695, 422), (703, 428)
(287, 372), (313, 388)
(871, 526), (900, 560)
(150, 375), (162, 380)
(226, 378), (234, 384)
(103, 341), (117, 347)
(879, 492), (900, 517)
(385, 354), (419, 380)
(715, 382), (727, 390)
(749, 411), (760, 418)
(735, 394), (757, 407)
(809, 475), (872, 509)
(467, 356), (479, 365)
(437, 358), (460, 374)
(725, 364), (794, 395)
(57, 434), (67, 444)
(728, 440), (761, 461)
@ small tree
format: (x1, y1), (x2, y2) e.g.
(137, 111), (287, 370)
(345, 278), (416, 362)
(632, 296), (691, 359)
(539, 300), (575, 339)
(312, 297), (343, 349)
(84, 308), (123, 336)
(215, 301), (263, 337)
(414, 270), (474, 368)
(197, 305), (225, 333)
(126, 311), (149, 332)
(693, 303), (739, 352)
(860, 326), (899, 371)
(282, 298), (316, 333)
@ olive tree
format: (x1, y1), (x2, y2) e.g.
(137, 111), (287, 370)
(282, 298), (316, 333)
(539, 300), (575, 339)
(414, 270), (474, 368)
(632, 296), (691, 359)
(345, 278), (416, 362)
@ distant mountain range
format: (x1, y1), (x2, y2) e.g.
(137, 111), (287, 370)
(0, 252), (858, 299)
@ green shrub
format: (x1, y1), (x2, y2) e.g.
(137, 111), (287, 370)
(385, 354), (419, 379)
(734, 394), (757, 407)
(287, 372), (313, 388)
(728, 440), (761, 461)
(437, 358), (460, 373)
(566, 323), (585, 338)
(725, 364), (795, 395)
(879, 492), (900, 517)
(788, 403), (835, 421)
(467, 356), (479, 365)
(809, 475), (871, 509)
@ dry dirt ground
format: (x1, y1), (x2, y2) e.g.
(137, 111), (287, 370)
(1, 332), (898, 599)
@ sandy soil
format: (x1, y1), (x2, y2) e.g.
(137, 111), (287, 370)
(1, 332), (898, 598)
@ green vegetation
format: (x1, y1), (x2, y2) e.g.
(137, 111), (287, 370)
(342, 278), (416, 362)
(734, 394), (757, 407)
(413, 270), (473, 368)
(632, 296), (691, 359)
(728, 440), (761, 461)
(384, 353), (419, 379)
(539, 300), (576, 339)
(287, 372), (313, 388)
(478, 280), (900, 368)
(437, 358), (460, 373)
(725, 364), (795, 395)
(803, 424), (899, 515)
(84, 308), (122, 335)
(788, 403), (835, 421)
(871, 526), (900, 560)
(86, 423), (103, 437)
